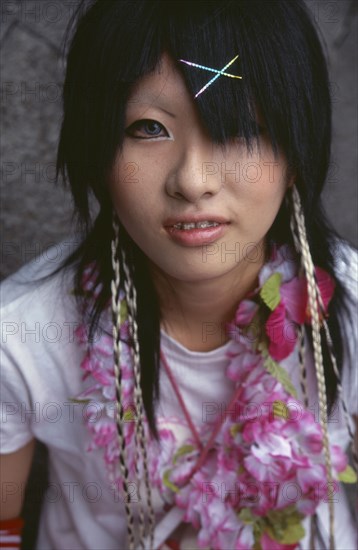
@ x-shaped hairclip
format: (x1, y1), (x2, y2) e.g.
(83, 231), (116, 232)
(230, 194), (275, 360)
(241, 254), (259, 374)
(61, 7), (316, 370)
(179, 55), (242, 98)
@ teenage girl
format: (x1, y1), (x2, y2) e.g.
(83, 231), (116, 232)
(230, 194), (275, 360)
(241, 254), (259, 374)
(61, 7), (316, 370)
(1, 1), (357, 549)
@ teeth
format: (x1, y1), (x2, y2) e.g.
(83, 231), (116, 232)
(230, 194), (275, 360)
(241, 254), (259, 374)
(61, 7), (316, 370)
(197, 221), (219, 228)
(173, 221), (220, 230)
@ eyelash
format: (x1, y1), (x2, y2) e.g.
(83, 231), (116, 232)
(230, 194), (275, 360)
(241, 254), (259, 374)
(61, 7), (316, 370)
(124, 119), (265, 141)
(125, 119), (169, 140)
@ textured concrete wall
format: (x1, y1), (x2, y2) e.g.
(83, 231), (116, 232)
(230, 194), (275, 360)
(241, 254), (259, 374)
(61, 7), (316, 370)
(1, 0), (357, 282)
(0, 2), (357, 547)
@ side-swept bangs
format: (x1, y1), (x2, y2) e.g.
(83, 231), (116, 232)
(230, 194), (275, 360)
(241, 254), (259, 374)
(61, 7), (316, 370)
(58, 0), (331, 222)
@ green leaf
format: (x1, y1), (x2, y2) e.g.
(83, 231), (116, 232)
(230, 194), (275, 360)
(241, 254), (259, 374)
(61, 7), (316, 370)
(120, 300), (128, 321)
(272, 400), (290, 420)
(267, 522), (305, 545)
(338, 464), (357, 484)
(163, 470), (179, 494)
(173, 444), (195, 464)
(257, 340), (269, 357)
(123, 409), (135, 422)
(238, 508), (255, 525)
(266, 507), (305, 544)
(67, 397), (91, 404)
(260, 273), (282, 311)
(281, 522), (305, 544)
(230, 423), (242, 438)
(253, 520), (264, 550)
(264, 356), (297, 398)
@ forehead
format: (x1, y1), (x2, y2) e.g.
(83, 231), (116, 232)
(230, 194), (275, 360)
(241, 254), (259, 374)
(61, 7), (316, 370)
(126, 54), (197, 116)
(123, 51), (262, 147)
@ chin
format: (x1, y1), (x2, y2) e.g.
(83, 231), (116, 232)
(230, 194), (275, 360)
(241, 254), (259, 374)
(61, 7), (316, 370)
(162, 262), (236, 283)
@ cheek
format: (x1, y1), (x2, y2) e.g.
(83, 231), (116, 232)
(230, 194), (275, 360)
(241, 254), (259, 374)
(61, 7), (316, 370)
(234, 163), (288, 238)
(241, 165), (287, 207)
(228, 142), (288, 201)
(109, 160), (150, 219)
(108, 159), (165, 252)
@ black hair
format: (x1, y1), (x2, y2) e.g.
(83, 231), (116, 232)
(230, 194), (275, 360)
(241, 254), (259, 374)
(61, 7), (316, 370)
(57, 0), (353, 433)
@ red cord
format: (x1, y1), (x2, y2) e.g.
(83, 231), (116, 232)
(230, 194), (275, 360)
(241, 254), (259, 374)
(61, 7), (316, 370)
(160, 349), (241, 477)
(160, 350), (203, 450)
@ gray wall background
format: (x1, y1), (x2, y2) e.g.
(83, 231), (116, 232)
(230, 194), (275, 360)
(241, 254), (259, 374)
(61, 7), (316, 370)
(0, 1), (357, 547)
(1, 0), (357, 281)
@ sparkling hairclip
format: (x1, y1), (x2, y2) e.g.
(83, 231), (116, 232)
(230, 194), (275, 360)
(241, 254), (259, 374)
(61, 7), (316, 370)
(179, 55), (242, 98)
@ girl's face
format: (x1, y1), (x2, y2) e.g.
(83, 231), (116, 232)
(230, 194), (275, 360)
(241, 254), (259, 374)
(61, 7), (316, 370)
(109, 54), (289, 284)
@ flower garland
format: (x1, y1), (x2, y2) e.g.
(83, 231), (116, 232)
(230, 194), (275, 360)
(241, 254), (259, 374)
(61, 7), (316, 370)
(73, 244), (356, 550)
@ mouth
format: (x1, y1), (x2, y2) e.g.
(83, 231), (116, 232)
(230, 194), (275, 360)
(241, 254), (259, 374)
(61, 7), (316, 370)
(163, 216), (230, 246)
(164, 214), (230, 228)
(172, 220), (221, 230)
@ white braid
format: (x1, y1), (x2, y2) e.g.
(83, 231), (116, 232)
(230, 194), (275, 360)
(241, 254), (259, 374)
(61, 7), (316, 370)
(289, 189), (357, 470)
(297, 325), (309, 408)
(290, 185), (335, 550)
(118, 247), (147, 548)
(289, 198), (310, 408)
(111, 214), (136, 550)
(122, 250), (156, 548)
(312, 249), (357, 469)
(320, 317), (358, 470)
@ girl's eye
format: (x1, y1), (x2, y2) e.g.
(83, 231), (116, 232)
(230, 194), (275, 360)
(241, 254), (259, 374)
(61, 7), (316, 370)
(125, 119), (169, 139)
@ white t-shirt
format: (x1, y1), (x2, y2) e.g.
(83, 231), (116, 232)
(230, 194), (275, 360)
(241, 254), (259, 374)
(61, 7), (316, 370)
(1, 243), (357, 550)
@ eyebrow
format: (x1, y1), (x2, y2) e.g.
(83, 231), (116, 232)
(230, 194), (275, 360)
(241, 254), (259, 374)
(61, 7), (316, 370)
(157, 106), (176, 118)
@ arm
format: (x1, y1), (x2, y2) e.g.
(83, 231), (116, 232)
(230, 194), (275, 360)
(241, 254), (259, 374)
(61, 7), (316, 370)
(0, 438), (35, 520)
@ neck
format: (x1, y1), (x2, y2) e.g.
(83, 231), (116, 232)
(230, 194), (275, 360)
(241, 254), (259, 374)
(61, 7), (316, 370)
(150, 245), (266, 352)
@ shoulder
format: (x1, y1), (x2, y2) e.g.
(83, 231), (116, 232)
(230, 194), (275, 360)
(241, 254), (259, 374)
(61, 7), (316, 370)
(332, 240), (357, 343)
(0, 239), (83, 358)
(333, 240), (357, 299)
(0, 239), (86, 415)
(0, 240), (90, 455)
(1, 239), (80, 316)
(331, 240), (357, 415)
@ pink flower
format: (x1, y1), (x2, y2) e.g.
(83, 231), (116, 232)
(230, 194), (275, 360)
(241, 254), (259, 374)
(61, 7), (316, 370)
(280, 277), (307, 324)
(259, 244), (298, 286)
(236, 524), (254, 549)
(242, 418), (294, 486)
(225, 333), (263, 385)
(264, 270), (309, 362)
(176, 470), (214, 528)
(227, 349), (262, 382)
(244, 440), (292, 484)
(235, 300), (259, 325)
(71, 251), (349, 550)
(239, 364), (286, 408)
(330, 444), (348, 474)
(170, 452), (198, 487)
(282, 416), (323, 455)
(296, 461), (326, 497)
(265, 264), (335, 361)
(80, 264), (103, 297)
(197, 495), (240, 550)
(305, 267), (335, 321)
(75, 324), (90, 344)
(87, 416), (116, 450)
(266, 302), (297, 360)
(316, 267), (336, 310)
(148, 427), (177, 491)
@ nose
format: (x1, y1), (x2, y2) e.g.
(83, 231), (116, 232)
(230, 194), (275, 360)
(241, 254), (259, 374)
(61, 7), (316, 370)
(165, 140), (223, 203)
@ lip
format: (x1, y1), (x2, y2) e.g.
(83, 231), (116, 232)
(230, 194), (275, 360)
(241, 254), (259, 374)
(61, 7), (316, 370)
(163, 214), (230, 247)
